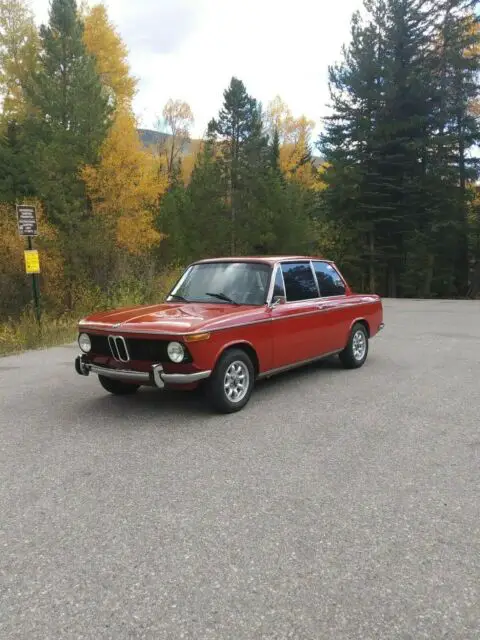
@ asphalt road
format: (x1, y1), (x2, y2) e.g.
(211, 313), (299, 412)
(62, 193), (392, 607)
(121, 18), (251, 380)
(1, 299), (479, 639)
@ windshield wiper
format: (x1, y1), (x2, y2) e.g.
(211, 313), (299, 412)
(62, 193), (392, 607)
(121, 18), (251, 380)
(168, 293), (188, 302)
(205, 292), (239, 305)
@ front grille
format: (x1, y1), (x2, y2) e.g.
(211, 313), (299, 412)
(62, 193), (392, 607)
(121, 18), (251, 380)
(113, 336), (129, 361)
(88, 334), (192, 363)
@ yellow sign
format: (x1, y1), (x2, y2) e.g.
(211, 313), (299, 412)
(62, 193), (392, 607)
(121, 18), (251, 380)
(24, 250), (40, 274)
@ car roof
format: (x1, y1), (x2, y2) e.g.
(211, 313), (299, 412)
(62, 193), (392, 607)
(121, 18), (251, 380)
(193, 255), (332, 266)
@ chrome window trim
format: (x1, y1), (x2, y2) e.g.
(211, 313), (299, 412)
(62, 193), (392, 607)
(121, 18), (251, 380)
(311, 259), (348, 298)
(277, 265), (287, 299)
(276, 259), (321, 304)
(266, 262), (286, 306)
(309, 259), (321, 298)
(169, 261), (275, 307)
(310, 259), (322, 298)
(167, 265), (193, 301)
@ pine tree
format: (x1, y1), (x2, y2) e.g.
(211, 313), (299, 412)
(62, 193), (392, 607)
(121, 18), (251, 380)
(17, 0), (112, 305)
(0, 119), (35, 201)
(270, 126), (281, 171)
(208, 77), (269, 254)
(24, 0), (111, 231)
(437, 1), (480, 294)
(377, 0), (435, 296)
(318, 0), (480, 297)
(319, 4), (392, 293)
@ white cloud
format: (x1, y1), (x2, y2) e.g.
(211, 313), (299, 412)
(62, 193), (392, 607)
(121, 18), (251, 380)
(30, 0), (363, 142)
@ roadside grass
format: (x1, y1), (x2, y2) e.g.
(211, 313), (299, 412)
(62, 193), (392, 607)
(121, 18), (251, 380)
(0, 311), (78, 357)
(0, 267), (184, 357)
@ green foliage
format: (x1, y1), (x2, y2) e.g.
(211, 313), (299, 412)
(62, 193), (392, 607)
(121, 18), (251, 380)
(207, 77), (269, 253)
(0, 266), (184, 356)
(156, 77), (313, 261)
(318, 0), (480, 297)
(0, 310), (77, 356)
(0, 120), (35, 201)
(157, 138), (229, 263)
(2, 0), (480, 353)
(24, 0), (111, 231)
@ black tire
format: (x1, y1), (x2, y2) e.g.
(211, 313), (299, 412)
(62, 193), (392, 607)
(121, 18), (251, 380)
(205, 348), (255, 414)
(339, 323), (369, 369)
(98, 375), (140, 395)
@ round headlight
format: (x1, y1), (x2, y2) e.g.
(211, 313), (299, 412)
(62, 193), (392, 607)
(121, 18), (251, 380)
(78, 333), (91, 353)
(167, 341), (185, 363)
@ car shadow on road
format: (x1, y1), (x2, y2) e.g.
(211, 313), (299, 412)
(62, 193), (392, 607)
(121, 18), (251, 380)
(254, 355), (346, 393)
(75, 356), (347, 422)
(82, 385), (212, 422)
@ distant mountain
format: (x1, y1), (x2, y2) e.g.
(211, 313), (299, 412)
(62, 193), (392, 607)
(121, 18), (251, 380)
(137, 129), (196, 155)
(137, 128), (324, 165)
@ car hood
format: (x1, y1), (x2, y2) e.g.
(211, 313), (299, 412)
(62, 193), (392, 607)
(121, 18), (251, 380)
(79, 302), (262, 335)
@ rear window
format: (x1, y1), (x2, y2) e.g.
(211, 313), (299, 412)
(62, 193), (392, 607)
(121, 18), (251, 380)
(312, 261), (346, 297)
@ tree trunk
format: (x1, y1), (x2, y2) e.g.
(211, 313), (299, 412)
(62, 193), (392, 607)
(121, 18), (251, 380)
(387, 261), (397, 298)
(455, 87), (469, 295)
(230, 185), (235, 255)
(467, 261), (480, 299)
(368, 229), (376, 293)
(422, 252), (434, 298)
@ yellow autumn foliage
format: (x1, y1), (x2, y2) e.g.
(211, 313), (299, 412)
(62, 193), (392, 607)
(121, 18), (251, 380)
(81, 5), (165, 256)
(82, 109), (167, 255)
(83, 3), (136, 108)
(266, 96), (318, 188)
(465, 17), (480, 117)
(313, 161), (330, 192)
(0, 0), (39, 125)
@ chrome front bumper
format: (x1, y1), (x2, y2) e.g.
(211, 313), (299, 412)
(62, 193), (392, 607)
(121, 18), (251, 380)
(75, 356), (211, 388)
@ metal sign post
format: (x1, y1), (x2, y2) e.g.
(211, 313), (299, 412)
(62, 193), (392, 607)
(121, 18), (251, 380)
(16, 204), (41, 326)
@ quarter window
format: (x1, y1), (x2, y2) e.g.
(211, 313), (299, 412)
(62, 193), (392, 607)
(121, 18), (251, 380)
(281, 262), (319, 302)
(272, 267), (286, 299)
(313, 261), (346, 297)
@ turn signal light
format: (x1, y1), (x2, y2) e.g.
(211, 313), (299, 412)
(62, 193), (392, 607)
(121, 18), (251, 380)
(184, 332), (211, 343)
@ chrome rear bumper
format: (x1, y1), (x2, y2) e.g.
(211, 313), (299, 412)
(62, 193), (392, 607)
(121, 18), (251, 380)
(75, 356), (211, 388)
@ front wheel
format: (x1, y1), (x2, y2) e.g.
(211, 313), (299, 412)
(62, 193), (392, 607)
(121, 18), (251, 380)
(205, 349), (255, 414)
(98, 375), (140, 395)
(339, 323), (369, 369)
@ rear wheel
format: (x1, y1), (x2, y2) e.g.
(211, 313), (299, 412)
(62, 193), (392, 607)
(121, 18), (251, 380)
(206, 349), (255, 414)
(339, 323), (369, 369)
(98, 375), (140, 395)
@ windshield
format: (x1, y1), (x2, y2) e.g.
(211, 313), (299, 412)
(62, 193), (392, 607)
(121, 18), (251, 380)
(168, 262), (272, 306)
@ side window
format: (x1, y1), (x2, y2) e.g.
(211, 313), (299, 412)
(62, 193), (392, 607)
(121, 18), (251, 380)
(281, 262), (319, 302)
(272, 268), (285, 298)
(313, 261), (346, 297)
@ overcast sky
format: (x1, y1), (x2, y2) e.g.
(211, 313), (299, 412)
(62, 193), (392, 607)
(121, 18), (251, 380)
(30, 0), (363, 139)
